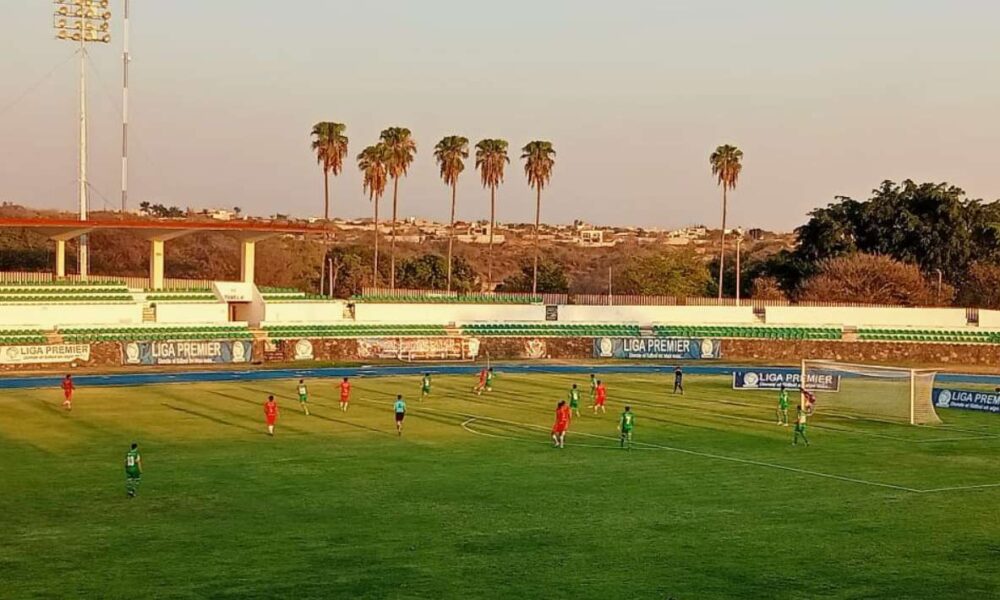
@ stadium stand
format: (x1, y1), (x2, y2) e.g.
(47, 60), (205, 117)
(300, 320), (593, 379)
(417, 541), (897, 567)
(263, 323), (448, 339)
(654, 325), (842, 340)
(352, 293), (543, 304)
(0, 281), (133, 303)
(462, 323), (641, 337)
(143, 288), (217, 303)
(60, 324), (252, 343)
(0, 328), (48, 344)
(857, 328), (1000, 344)
(260, 287), (330, 302)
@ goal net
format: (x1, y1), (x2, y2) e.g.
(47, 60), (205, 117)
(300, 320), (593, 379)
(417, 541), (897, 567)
(801, 360), (941, 425)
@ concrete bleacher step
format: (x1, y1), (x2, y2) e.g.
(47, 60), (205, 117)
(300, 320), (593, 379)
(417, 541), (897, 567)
(142, 306), (156, 323)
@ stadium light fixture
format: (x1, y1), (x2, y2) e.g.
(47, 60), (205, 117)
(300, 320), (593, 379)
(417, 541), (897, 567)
(52, 0), (112, 279)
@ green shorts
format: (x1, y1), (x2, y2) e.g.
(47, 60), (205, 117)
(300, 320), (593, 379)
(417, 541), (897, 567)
(569, 400), (579, 409)
(126, 470), (141, 480)
(299, 394), (308, 403)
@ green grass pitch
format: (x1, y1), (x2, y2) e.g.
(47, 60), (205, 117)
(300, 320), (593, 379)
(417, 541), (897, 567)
(2, 372), (999, 599)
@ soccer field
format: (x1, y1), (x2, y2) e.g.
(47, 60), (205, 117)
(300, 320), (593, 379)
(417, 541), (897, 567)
(2, 371), (999, 599)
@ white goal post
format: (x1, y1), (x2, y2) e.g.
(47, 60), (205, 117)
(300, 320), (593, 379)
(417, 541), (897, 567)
(801, 360), (941, 425)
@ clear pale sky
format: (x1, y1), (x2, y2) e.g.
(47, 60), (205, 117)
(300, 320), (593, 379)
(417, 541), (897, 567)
(2, 1), (999, 230)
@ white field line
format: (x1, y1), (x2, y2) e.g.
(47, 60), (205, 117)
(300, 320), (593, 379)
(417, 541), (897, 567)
(919, 482), (1000, 493)
(461, 418), (643, 451)
(453, 410), (1000, 495)
(911, 434), (1000, 444)
(426, 407), (921, 493)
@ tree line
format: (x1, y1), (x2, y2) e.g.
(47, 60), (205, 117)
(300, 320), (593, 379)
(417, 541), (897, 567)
(312, 122), (749, 300)
(311, 124), (556, 295)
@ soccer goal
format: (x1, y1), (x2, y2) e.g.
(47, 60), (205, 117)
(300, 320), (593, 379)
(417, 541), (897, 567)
(801, 360), (941, 425)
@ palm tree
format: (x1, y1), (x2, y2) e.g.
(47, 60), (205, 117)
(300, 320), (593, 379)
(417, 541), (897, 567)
(710, 144), (743, 300)
(475, 139), (510, 288)
(310, 122), (349, 221)
(380, 127), (417, 289)
(521, 141), (557, 295)
(433, 136), (470, 292)
(357, 143), (390, 286)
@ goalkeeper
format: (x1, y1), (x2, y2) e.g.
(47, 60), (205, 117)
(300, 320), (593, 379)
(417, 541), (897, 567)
(793, 405), (809, 446)
(776, 384), (790, 426)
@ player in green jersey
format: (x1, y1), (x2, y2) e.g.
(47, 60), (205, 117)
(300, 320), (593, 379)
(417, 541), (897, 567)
(589, 373), (598, 401)
(485, 368), (495, 392)
(618, 406), (635, 450)
(296, 379), (310, 415)
(568, 384), (581, 417)
(421, 373), (432, 400)
(394, 395), (407, 437)
(124, 443), (142, 498)
(776, 384), (789, 426)
(793, 405), (809, 446)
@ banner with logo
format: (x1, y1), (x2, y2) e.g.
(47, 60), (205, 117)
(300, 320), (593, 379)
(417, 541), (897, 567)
(933, 388), (1000, 414)
(523, 338), (547, 359)
(122, 340), (253, 365)
(357, 337), (479, 360)
(593, 338), (721, 360)
(0, 344), (91, 365)
(291, 339), (314, 361)
(732, 368), (841, 391)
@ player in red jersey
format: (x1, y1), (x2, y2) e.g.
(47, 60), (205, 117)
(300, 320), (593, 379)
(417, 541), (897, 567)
(339, 377), (351, 412)
(61, 374), (75, 411)
(551, 400), (571, 448)
(592, 380), (608, 414)
(264, 395), (279, 436)
(801, 387), (817, 416)
(473, 367), (488, 396)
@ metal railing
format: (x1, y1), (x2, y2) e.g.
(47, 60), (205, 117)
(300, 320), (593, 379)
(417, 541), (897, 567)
(0, 271), (213, 290)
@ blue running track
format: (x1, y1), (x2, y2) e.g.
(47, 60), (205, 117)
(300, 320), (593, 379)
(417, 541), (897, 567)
(1, 364), (998, 390)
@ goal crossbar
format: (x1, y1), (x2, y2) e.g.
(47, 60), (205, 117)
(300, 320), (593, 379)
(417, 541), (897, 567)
(801, 360), (941, 426)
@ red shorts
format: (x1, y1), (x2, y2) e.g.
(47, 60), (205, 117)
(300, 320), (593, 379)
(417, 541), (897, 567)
(266, 415), (277, 426)
(552, 422), (568, 434)
(595, 397), (606, 406)
(63, 390), (73, 399)
(340, 395), (350, 403)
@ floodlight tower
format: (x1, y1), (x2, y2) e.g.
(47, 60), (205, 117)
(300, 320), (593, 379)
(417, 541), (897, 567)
(53, 0), (112, 279)
(120, 0), (129, 215)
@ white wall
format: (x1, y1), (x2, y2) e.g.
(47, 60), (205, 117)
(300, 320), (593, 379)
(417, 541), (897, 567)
(766, 307), (969, 328)
(0, 303), (143, 328)
(558, 305), (757, 324)
(977, 310), (1000, 328)
(353, 303), (546, 324)
(154, 303), (229, 324)
(264, 301), (346, 323)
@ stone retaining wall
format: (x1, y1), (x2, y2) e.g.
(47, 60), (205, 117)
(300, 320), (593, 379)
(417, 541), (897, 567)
(1, 337), (996, 372)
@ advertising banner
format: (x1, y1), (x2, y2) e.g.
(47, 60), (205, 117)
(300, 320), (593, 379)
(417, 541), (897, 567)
(123, 340), (253, 366)
(593, 337), (721, 360)
(523, 338), (547, 359)
(732, 368), (840, 391)
(0, 344), (91, 365)
(357, 337), (479, 361)
(933, 388), (1000, 414)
